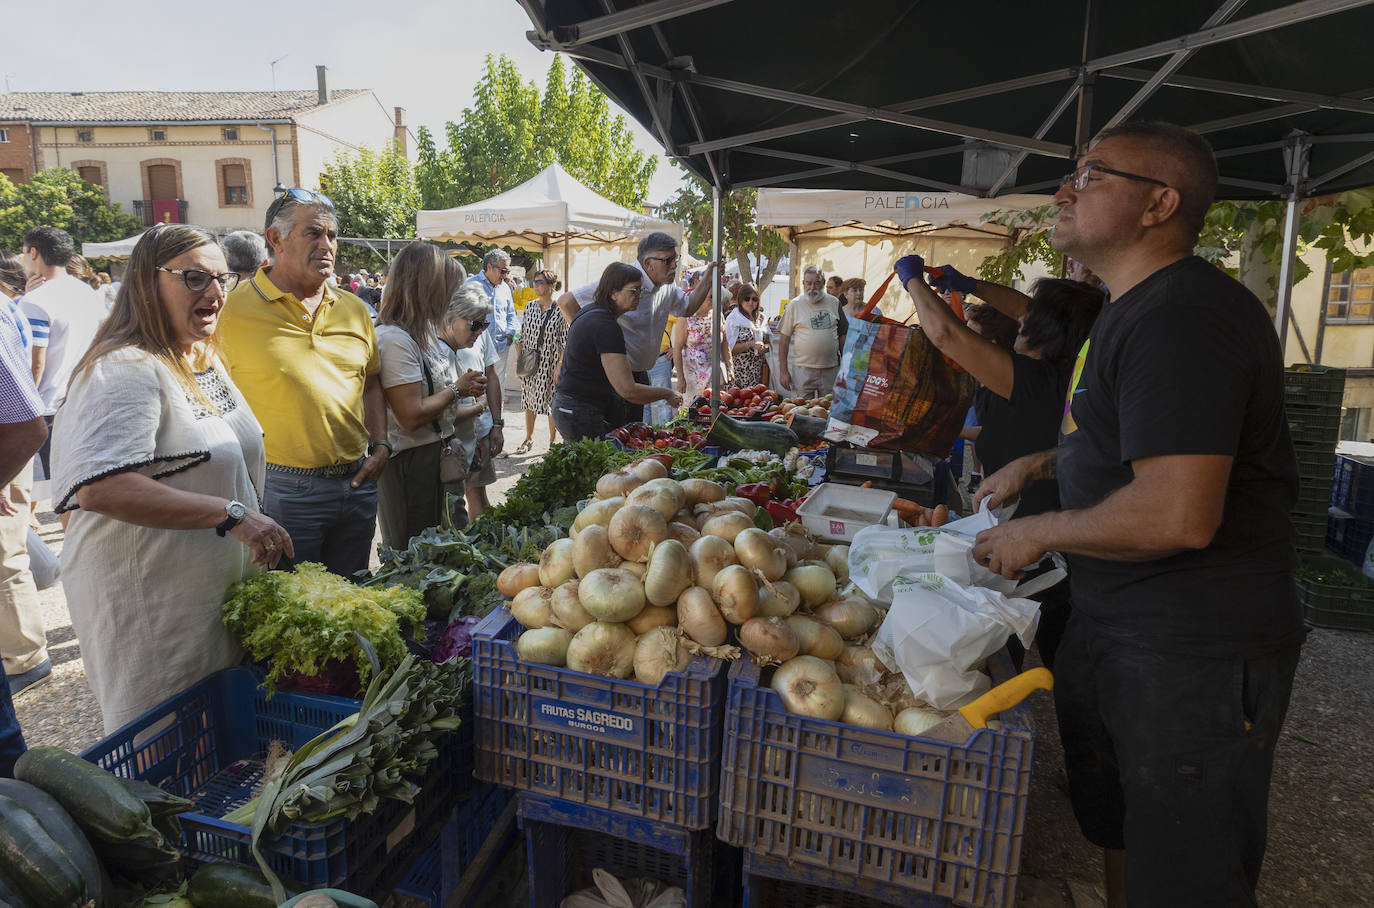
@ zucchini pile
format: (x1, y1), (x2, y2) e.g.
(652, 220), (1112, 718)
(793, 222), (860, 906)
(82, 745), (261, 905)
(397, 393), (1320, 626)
(0, 746), (188, 907)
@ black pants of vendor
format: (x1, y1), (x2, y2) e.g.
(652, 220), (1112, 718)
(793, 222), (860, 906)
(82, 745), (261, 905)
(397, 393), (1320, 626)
(1055, 612), (1301, 908)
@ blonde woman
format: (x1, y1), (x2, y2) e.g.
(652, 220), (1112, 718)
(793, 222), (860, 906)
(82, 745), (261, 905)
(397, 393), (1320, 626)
(51, 224), (290, 733)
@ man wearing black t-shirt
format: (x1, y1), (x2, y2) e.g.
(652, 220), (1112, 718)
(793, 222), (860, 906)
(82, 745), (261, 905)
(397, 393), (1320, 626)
(972, 122), (1303, 908)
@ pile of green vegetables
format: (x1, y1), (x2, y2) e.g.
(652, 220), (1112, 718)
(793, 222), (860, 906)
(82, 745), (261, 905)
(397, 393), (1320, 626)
(222, 563), (425, 694)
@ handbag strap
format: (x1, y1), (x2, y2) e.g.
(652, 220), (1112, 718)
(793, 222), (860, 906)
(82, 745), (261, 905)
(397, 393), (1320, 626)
(418, 353), (443, 437)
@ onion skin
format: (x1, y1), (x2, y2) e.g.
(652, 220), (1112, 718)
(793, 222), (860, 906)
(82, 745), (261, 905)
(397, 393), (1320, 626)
(608, 504), (670, 563)
(552, 580), (595, 632)
(771, 655), (846, 720)
(842, 688), (894, 730)
(785, 616), (845, 660)
(634, 626), (692, 685)
(690, 535), (738, 588)
(784, 564), (837, 608)
(756, 580), (801, 618)
(711, 563), (760, 624)
(620, 560), (648, 579)
(630, 458), (670, 481)
(497, 562), (542, 598)
(566, 621), (637, 679)
(573, 496), (625, 533)
(510, 585), (556, 628)
(677, 586), (727, 646)
(814, 599), (880, 640)
(572, 524), (623, 578)
(578, 568), (647, 622)
(680, 478), (727, 506)
(734, 527), (788, 581)
(628, 477), (688, 521)
(740, 616), (800, 663)
(643, 539), (694, 607)
(539, 537), (577, 588)
(701, 510), (754, 544)
(597, 470), (645, 500)
(835, 644), (883, 684)
(895, 707), (946, 737)
(627, 605), (677, 635)
(516, 627), (573, 666)
(669, 521), (702, 547)
(825, 544), (850, 583)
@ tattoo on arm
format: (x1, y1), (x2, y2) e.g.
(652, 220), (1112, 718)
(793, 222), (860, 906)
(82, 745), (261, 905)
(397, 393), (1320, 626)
(1028, 449), (1058, 481)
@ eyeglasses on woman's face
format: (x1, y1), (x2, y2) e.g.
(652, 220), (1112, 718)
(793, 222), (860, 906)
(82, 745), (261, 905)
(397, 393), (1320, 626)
(469, 318), (489, 333)
(157, 267), (240, 293)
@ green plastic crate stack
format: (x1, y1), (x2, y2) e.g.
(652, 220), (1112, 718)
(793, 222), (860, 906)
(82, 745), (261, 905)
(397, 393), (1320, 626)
(1295, 556), (1374, 632)
(1285, 366), (1345, 556)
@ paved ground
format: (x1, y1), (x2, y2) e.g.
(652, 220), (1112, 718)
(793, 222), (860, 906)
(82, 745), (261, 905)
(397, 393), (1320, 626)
(12, 415), (1373, 905)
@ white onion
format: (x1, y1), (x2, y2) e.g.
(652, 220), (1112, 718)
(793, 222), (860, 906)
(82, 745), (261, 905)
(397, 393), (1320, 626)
(689, 535), (738, 588)
(680, 478), (727, 506)
(643, 539), (694, 606)
(895, 707), (946, 737)
(566, 621), (637, 679)
(835, 645), (883, 685)
(516, 627), (572, 666)
(608, 504), (670, 563)
(677, 586), (727, 646)
(669, 521), (702, 547)
(596, 469), (645, 500)
(633, 626), (692, 685)
(573, 496), (625, 533)
(572, 524), (623, 578)
(739, 616), (799, 663)
(769, 525), (813, 566)
(552, 580), (595, 632)
(497, 562), (542, 598)
(627, 604), (677, 635)
(756, 580), (801, 618)
(577, 568), (647, 623)
(627, 477), (688, 521)
(510, 585), (555, 629)
(842, 687), (894, 730)
(814, 599), (880, 640)
(784, 564), (837, 608)
(539, 537), (577, 588)
(701, 510), (754, 544)
(785, 615), (845, 660)
(629, 458), (669, 481)
(734, 527), (788, 581)
(771, 656), (846, 720)
(824, 544), (850, 583)
(711, 563), (759, 625)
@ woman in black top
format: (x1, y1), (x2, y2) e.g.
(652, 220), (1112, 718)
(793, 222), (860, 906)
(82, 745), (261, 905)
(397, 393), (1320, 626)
(898, 255), (1104, 669)
(552, 262), (683, 442)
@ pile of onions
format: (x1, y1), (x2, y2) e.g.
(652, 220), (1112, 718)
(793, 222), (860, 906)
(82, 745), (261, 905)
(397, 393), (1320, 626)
(609, 504), (669, 563)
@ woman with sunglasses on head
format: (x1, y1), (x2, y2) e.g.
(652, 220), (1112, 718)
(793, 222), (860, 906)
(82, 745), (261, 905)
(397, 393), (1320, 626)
(448, 284), (502, 520)
(725, 283), (769, 389)
(512, 269), (568, 456)
(49, 224), (292, 733)
(374, 242), (488, 546)
(553, 262), (683, 441)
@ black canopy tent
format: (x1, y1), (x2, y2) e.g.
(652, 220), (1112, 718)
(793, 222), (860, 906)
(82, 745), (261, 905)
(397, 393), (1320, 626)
(514, 0), (1374, 373)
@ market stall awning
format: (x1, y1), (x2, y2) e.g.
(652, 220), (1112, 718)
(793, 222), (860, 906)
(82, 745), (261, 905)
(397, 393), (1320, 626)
(81, 232), (145, 260)
(415, 161), (682, 249)
(755, 189), (1050, 230)
(514, 0), (1374, 201)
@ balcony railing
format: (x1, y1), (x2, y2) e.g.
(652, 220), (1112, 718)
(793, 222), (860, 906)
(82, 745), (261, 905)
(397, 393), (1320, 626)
(132, 199), (188, 226)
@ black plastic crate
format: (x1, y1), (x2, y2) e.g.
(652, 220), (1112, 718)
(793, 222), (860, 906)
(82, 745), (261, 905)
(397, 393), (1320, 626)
(1332, 455), (1374, 520)
(1284, 366), (1346, 407)
(520, 792), (738, 908)
(742, 851), (947, 908)
(1286, 406), (1342, 447)
(1293, 443), (1338, 484)
(393, 785), (514, 907)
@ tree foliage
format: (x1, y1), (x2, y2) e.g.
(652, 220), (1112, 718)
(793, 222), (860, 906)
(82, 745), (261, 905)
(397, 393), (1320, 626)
(416, 54), (656, 211)
(319, 141), (421, 272)
(659, 173), (788, 288)
(0, 169), (142, 253)
(975, 204), (1062, 285)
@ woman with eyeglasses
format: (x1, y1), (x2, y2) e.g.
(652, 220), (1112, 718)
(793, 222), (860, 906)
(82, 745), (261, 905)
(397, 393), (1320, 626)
(725, 283), (769, 389)
(374, 242), (489, 546)
(512, 269), (568, 455)
(553, 262), (683, 441)
(49, 224), (292, 733)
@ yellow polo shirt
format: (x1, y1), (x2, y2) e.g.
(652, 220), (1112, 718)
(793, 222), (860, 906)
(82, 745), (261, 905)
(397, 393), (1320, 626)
(219, 268), (380, 468)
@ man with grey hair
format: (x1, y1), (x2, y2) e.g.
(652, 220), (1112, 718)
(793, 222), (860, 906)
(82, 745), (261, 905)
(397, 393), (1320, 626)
(465, 249), (516, 453)
(217, 189), (388, 577)
(557, 232), (719, 424)
(776, 264), (841, 397)
(222, 230), (268, 282)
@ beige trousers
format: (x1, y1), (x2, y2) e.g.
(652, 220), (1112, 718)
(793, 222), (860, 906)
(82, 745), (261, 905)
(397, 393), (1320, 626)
(0, 467), (48, 675)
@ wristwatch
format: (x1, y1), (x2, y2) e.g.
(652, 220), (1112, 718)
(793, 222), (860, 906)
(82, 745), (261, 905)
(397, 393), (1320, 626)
(216, 500), (247, 537)
(491, 418), (505, 427)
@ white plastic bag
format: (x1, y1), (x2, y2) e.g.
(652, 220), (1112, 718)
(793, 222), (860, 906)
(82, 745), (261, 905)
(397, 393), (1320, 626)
(871, 572), (1042, 709)
(27, 527), (59, 590)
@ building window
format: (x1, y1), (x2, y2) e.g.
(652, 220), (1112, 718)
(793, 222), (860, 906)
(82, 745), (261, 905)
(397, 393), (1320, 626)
(77, 129), (94, 143)
(0, 129), (9, 143)
(223, 127), (239, 141)
(0, 168), (23, 184)
(1327, 266), (1374, 324)
(150, 128), (167, 142)
(77, 165), (102, 187)
(220, 161), (249, 207)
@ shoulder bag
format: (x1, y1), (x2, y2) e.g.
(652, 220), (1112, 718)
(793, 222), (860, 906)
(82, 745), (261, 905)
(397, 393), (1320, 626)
(420, 355), (469, 484)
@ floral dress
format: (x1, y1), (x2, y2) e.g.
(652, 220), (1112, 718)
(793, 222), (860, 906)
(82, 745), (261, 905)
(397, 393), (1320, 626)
(519, 301), (569, 415)
(682, 315), (718, 402)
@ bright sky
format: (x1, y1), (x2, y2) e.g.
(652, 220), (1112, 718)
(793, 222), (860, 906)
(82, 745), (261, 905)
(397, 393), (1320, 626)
(6, 0), (688, 205)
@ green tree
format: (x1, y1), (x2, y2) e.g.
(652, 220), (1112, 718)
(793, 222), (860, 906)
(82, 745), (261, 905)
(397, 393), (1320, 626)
(0, 169), (142, 253)
(416, 53), (656, 211)
(319, 141), (421, 273)
(659, 174), (787, 289)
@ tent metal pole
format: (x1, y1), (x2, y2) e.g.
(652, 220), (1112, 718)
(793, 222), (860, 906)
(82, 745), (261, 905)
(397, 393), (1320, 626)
(1275, 135), (1311, 358)
(711, 184), (723, 415)
(564, 234), (571, 286)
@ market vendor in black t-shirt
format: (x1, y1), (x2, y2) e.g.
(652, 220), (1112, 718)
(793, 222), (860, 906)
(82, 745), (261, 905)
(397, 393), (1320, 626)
(894, 254), (1103, 669)
(552, 262), (683, 441)
(971, 122), (1304, 908)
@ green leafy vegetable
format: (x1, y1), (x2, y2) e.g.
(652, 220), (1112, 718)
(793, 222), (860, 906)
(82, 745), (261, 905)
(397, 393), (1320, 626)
(222, 563), (424, 694)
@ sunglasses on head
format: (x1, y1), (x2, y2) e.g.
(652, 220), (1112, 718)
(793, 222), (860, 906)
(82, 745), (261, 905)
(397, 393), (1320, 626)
(266, 187), (335, 223)
(157, 267), (240, 293)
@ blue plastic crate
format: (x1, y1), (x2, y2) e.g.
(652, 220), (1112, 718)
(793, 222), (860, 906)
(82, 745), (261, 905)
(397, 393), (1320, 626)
(1326, 509), (1374, 566)
(742, 850), (948, 908)
(80, 666), (470, 895)
(473, 608), (727, 829)
(1332, 455), (1374, 520)
(717, 651), (1034, 908)
(519, 792), (737, 908)
(394, 785), (514, 907)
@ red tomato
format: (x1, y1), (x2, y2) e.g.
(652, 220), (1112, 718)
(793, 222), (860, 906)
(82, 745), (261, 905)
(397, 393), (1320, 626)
(655, 439), (669, 449)
(645, 453), (674, 467)
(688, 432), (705, 444)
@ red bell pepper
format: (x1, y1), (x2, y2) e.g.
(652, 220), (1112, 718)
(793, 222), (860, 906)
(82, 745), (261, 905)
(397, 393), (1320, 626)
(765, 500), (799, 525)
(734, 482), (773, 506)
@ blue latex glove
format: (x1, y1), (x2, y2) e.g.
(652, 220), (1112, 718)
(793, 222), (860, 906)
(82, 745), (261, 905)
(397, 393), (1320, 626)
(895, 254), (926, 288)
(929, 264), (978, 295)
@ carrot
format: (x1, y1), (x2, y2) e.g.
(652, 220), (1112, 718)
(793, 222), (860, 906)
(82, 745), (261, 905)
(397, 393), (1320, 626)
(860, 481), (873, 488)
(892, 498), (924, 514)
(930, 504), (949, 527)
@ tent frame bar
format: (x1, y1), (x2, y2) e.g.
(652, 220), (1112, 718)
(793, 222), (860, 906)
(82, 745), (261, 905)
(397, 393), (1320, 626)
(533, 0), (733, 47)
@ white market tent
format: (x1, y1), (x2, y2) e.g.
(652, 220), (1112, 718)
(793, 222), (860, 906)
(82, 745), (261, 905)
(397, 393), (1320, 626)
(415, 163), (683, 289)
(81, 232), (146, 261)
(756, 189), (1050, 321)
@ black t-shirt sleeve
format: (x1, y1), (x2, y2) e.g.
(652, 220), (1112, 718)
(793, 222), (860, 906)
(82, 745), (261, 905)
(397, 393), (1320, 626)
(1116, 305), (1249, 463)
(1008, 352), (1062, 409)
(590, 312), (628, 357)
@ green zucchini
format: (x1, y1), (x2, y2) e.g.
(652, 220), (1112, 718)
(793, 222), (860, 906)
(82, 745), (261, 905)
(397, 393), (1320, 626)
(120, 777), (192, 842)
(0, 778), (109, 907)
(278, 890), (380, 908)
(0, 794), (85, 907)
(185, 863), (296, 908)
(13, 746), (156, 843)
(788, 412), (829, 443)
(0, 866), (26, 906)
(706, 413), (799, 456)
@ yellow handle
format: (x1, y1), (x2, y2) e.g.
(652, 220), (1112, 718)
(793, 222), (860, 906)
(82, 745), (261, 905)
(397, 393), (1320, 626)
(958, 667), (1054, 729)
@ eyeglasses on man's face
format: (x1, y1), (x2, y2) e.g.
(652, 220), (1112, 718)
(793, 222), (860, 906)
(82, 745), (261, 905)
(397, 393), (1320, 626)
(1062, 162), (1168, 192)
(266, 187), (335, 223)
(157, 267), (240, 293)
(646, 255), (679, 268)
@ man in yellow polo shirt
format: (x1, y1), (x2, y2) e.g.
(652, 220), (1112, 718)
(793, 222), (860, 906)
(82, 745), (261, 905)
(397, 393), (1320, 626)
(218, 189), (389, 576)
